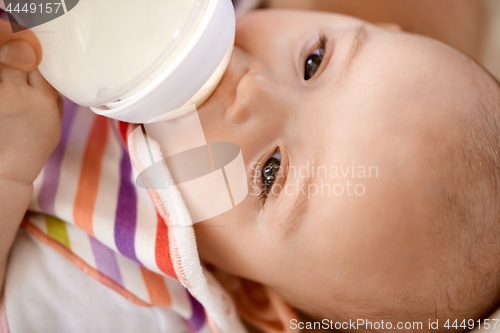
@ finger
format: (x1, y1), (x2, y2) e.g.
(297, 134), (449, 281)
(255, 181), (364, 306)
(28, 68), (52, 91)
(0, 20), (42, 71)
(0, 67), (28, 84)
(0, 39), (37, 71)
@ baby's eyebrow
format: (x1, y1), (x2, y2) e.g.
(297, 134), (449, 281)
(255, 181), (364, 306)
(280, 175), (319, 239)
(337, 23), (369, 83)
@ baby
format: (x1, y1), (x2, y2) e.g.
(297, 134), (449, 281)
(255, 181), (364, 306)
(194, 9), (500, 330)
(1, 6), (500, 333)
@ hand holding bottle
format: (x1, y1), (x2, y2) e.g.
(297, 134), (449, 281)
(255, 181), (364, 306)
(0, 18), (62, 184)
(0, 18), (62, 289)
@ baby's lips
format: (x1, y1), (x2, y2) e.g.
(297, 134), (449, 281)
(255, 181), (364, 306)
(200, 45), (250, 115)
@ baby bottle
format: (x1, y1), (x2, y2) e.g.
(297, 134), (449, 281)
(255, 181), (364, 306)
(10, 0), (235, 123)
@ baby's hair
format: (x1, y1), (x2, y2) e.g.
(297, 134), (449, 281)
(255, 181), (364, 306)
(420, 68), (500, 323)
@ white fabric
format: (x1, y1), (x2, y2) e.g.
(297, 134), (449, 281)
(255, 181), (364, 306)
(4, 229), (189, 333)
(129, 131), (246, 333)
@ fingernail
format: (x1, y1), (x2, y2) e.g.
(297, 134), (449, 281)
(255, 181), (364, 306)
(0, 40), (37, 71)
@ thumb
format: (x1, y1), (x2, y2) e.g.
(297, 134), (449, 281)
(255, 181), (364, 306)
(0, 19), (42, 71)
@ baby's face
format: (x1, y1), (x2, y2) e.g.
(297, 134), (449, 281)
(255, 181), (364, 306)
(194, 9), (489, 320)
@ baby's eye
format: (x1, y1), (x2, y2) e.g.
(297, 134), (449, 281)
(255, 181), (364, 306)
(261, 149), (281, 199)
(304, 49), (323, 80)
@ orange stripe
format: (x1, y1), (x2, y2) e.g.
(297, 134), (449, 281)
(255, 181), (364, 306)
(139, 266), (172, 307)
(155, 213), (177, 279)
(73, 116), (109, 236)
(21, 218), (150, 307)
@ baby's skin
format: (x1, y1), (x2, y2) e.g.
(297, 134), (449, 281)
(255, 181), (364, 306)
(1, 7), (500, 333)
(194, 9), (500, 332)
(0, 19), (62, 290)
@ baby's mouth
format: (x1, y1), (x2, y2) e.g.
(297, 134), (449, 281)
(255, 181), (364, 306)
(197, 45), (250, 116)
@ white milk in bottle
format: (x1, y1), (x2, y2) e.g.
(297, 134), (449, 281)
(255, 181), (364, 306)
(29, 0), (235, 123)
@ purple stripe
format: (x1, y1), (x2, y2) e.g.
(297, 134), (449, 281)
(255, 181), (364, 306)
(88, 236), (124, 286)
(113, 147), (140, 264)
(188, 293), (206, 331)
(38, 99), (78, 215)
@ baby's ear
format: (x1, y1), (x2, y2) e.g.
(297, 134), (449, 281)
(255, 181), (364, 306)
(373, 22), (403, 32)
(208, 267), (298, 333)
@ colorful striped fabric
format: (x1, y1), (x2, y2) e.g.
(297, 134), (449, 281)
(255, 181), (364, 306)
(24, 98), (246, 333)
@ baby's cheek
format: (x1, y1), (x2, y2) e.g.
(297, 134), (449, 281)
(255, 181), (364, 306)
(194, 213), (245, 272)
